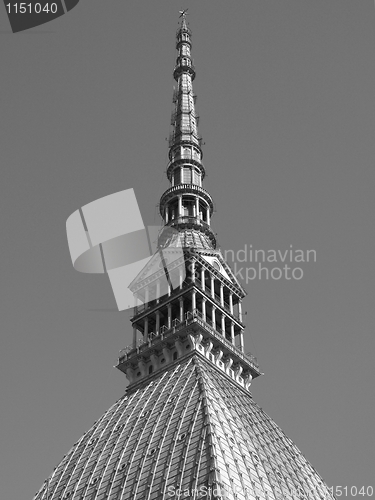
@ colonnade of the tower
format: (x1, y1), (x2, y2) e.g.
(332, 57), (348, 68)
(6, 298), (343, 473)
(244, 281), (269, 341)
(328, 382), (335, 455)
(160, 188), (212, 224)
(131, 259), (244, 352)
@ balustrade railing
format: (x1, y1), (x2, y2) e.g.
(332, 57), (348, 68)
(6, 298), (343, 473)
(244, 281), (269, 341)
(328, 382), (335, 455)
(118, 308), (259, 370)
(166, 216), (210, 231)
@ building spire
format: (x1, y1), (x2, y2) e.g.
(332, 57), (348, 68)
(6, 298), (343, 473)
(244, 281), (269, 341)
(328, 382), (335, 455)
(159, 13), (216, 250)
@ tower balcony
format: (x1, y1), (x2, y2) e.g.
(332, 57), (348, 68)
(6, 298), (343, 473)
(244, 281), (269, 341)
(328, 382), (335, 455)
(168, 132), (203, 149)
(168, 129), (203, 149)
(173, 63), (196, 81)
(166, 215), (210, 231)
(116, 308), (261, 385)
(159, 184), (213, 215)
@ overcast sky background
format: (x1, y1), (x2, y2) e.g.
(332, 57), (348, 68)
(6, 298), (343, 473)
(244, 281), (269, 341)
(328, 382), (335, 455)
(1, 1), (374, 499)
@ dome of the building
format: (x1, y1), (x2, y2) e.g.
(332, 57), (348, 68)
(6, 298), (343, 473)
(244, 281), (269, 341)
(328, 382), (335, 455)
(34, 354), (332, 500)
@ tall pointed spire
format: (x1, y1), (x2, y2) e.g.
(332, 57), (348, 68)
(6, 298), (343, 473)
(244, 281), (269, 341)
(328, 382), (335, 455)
(159, 15), (216, 250)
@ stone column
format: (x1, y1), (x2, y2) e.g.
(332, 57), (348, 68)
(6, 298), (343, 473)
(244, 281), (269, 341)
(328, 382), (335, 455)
(206, 207), (210, 225)
(220, 283), (224, 307)
(201, 268), (205, 291)
(210, 274), (215, 299)
(132, 325), (137, 348)
(179, 297), (184, 322)
(145, 286), (149, 306)
(144, 317), (148, 342)
(192, 289), (196, 313)
(229, 292), (233, 315)
(221, 314), (225, 335)
(195, 198), (199, 219)
(239, 330), (244, 352)
(230, 322), (235, 344)
(178, 194), (182, 217)
(165, 206), (169, 224)
(212, 306), (216, 330)
(238, 302), (243, 323)
(202, 298), (206, 322)
(167, 303), (172, 329)
(155, 311), (160, 335)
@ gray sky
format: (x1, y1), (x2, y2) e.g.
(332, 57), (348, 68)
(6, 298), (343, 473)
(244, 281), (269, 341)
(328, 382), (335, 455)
(1, 1), (374, 499)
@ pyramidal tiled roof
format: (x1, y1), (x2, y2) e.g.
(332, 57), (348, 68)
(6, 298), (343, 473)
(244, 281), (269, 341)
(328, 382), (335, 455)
(34, 353), (333, 500)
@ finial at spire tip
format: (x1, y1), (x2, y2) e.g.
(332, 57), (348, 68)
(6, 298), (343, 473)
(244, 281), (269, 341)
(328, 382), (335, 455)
(178, 9), (188, 30)
(178, 9), (188, 19)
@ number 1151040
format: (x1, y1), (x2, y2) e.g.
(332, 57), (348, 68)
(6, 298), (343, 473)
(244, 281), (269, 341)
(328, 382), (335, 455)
(6, 3), (59, 14)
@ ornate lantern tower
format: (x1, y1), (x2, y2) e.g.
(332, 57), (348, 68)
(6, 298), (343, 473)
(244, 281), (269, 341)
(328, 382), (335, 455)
(33, 14), (335, 500)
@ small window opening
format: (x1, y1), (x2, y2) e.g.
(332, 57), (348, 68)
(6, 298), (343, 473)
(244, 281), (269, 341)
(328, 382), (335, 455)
(149, 365), (153, 374)
(173, 352), (178, 360)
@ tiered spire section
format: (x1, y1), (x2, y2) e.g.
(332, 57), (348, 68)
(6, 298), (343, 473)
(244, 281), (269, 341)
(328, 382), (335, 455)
(117, 14), (258, 392)
(159, 16), (216, 249)
(171, 15), (200, 150)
